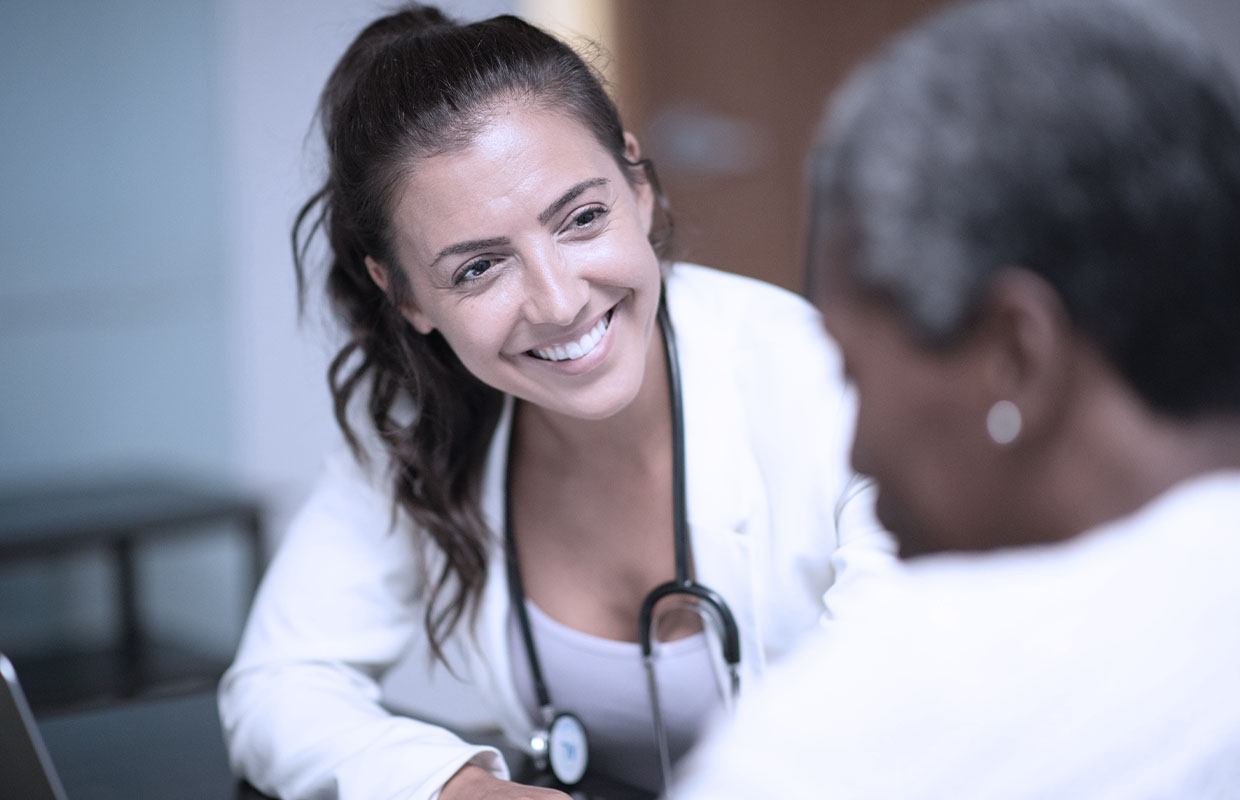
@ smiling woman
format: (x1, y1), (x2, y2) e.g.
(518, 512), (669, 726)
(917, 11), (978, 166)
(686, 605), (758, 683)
(371, 107), (662, 421)
(217, 5), (894, 800)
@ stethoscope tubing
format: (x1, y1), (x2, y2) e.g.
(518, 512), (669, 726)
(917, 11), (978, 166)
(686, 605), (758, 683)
(640, 286), (741, 667)
(504, 286), (741, 784)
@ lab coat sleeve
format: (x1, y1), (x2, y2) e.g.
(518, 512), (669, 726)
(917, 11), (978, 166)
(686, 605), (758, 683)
(819, 473), (900, 623)
(770, 292), (899, 624)
(732, 277), (898, 634)
(218, 449), (507, 800)
(808, 354), (900, 627)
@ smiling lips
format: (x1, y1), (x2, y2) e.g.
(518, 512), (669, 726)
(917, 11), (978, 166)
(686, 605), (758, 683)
(529, 309), (613, 362)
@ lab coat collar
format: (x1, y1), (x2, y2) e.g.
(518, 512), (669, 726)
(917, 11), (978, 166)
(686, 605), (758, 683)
(477, 276), (761, 540)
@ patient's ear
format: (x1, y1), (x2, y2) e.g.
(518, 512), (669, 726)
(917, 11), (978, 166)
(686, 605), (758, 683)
(364, 255), (435, 334)
(975, 266), (1075, 442)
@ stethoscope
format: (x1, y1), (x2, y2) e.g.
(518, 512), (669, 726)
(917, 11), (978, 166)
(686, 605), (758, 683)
(504, 289), (741, 790)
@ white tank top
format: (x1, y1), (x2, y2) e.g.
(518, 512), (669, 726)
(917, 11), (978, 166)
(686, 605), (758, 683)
(509, 601), (724, 793)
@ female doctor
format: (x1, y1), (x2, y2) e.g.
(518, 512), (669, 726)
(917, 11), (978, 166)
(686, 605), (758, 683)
(217, 4), (891, 799)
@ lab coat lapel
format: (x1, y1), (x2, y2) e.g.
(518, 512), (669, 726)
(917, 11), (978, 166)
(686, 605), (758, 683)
(471, 397), (541, 753)
(665, 270), (767, 688)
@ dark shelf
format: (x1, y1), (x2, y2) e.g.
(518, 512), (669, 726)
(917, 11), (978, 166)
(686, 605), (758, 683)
(0, 475), (263, 558)
(0, 474), (265, 717)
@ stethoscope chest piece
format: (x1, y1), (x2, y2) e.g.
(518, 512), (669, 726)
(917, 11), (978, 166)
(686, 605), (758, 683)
(547, 711), (588, 785)
(531, 711), (588, 786)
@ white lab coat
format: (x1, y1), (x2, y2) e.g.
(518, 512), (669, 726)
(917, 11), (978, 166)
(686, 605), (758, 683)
(219, 264), (894, 800)
(674, 470), (1240, 799)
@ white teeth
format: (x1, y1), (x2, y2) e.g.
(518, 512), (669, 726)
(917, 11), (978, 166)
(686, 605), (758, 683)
(531, 312), (611, 362)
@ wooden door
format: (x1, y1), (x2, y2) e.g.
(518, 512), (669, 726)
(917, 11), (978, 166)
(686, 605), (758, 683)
(613, 1), (948, 292)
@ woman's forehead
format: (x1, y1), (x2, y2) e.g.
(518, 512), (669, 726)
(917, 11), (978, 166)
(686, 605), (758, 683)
(406, 107), (612, 195)
(387, 106), (625, 257)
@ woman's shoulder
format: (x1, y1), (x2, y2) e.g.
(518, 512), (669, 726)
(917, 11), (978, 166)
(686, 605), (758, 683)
(667, 262), (838, 371)
(285, 441), (396, 540)
(667, 262), (817, 323)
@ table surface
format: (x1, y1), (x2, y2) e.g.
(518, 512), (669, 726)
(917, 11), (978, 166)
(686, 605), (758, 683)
(38, 692), (265, 800)
(37, 691), (654, 800)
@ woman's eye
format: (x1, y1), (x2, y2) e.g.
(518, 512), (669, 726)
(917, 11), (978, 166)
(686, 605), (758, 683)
(456, 258), (494, 284)
(569, 206), (606, 229)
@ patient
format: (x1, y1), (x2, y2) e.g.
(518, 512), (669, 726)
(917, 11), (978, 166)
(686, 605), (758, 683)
(673, 0), (1240, 796)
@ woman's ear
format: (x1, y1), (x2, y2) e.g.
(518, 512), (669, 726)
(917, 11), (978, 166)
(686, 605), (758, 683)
(364, 255), (391, 294)
(364, 255), (436, 334)
(623, 131), (656, 235)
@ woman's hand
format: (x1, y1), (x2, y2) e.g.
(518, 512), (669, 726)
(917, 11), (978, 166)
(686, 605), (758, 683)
(440, 764), (574, 799)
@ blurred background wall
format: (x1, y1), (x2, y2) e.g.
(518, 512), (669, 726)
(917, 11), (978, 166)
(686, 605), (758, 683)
(1, 0), (238, 670)
(2, 0), (1237, 720)
(613, 0), (1240, 293)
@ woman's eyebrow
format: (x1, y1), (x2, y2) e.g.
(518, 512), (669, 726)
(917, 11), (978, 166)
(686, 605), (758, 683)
(537, 178), (609, 225)
(430, 236), (510, 268)
(428, 178), (610, 268)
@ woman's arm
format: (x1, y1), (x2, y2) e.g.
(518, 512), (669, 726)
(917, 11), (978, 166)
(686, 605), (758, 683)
(218, 449), (507, 800)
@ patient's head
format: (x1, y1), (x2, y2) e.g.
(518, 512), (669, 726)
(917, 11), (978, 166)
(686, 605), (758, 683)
(807, 0), (1240, 556)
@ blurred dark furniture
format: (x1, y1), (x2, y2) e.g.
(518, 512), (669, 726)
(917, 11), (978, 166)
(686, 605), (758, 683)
(38, 690), (270, 800)
(0, 476), (264, 713)
(38, 689), (654, 800)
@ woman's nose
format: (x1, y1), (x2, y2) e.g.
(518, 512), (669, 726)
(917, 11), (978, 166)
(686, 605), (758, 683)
(522, 248), (587, 325)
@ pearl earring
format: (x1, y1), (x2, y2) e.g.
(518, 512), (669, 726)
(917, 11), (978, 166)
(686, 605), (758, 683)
(986, 400), (1022, 445)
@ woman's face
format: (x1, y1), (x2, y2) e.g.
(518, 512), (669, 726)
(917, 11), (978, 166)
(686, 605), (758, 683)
(377, 102), (660, 421)
(818, 266), (1007, 557)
